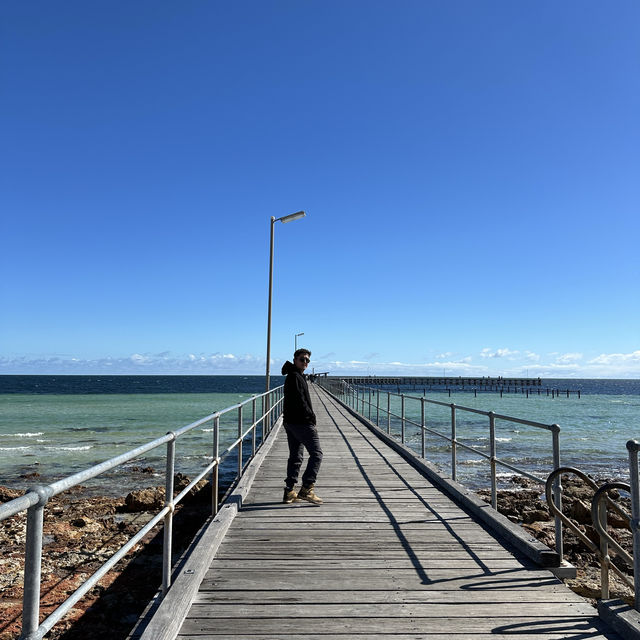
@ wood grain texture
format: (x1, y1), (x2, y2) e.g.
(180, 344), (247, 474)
(155, 386), (619, 639)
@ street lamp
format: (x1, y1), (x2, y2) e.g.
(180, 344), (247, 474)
(265, 211), (306, 392)
(295, 332), (304, 351)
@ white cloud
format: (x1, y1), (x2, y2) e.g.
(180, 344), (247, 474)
(588, 350), (640, 366)
(2, 349), (640, 378)
(480, 348), (520, 359)
(0, 352), (265, 375)
(555, 352), (583, 364)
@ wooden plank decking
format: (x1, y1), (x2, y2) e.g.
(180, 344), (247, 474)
(175, 386), (620, 639)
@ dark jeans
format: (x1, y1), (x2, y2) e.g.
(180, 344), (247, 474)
(284, 422), (323, 489)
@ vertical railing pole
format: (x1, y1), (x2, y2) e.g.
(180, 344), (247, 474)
(401, 394), (405, 443)
(599, 494), (610, 599)
(162, 436), (176, 594)
(489, 412), (497, 509)
(368, 387), (372, 419)
(450, 403), (457, 482)
(238, 405), (243, 479)
(213, 415), (220, 516)
(252, 397), (257, 457)
(21, 486), (49, 639)
(376, 390), (380, 426)
(421, 397), (426, 458)
(627, 440), (640, 610)
(387, 392), (391, 434)
(552, 425), (563, 562)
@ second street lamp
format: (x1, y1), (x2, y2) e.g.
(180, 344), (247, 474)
(265, 211), (306, 392)
(295, 332), (304, 351)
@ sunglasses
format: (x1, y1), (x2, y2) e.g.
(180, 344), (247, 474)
(297, 357), (310, 363)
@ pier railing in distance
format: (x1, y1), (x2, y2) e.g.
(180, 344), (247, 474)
(0, 385), (284, 640)
(318, 378), (565, 563)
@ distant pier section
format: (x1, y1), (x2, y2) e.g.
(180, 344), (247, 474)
(320, 375), (580, 398)
(335, 375), (542, 387)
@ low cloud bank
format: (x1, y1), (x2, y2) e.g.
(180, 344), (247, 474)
(2, 349), (639, 378)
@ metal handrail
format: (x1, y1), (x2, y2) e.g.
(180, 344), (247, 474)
(0, 384), (285, 640)
(545, 468), (636, 605)
(591, 481), (634, 599)
(319, 378), (564, 561)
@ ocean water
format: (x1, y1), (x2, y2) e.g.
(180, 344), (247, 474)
(0, 376), (638, 495)
(359, 378), (640, 488)
(0, 375), (284, 495)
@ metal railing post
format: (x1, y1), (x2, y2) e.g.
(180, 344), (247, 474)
(387, 392), (391, 434)
(599, 492), (610, 599)
(450, 403), (457, 481)
(21, 486), (50, 639)
(162, 436), (176, 594)
(213, 415), (220, 516)
(376, 390), (380, 426)
(552, 424), (563, 562)
(252, 397), (257, 456)
(627, 440), (640, 610)
(421, 397), (426, 458)
(489, 412), (497, 509)
(368, 387), (372, 419)
(401, 394), (405, 443)
(238, 405), (243, 478)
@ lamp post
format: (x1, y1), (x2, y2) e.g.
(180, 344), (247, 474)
(265, 211), (306, 392)
(295, 332), (304, 352)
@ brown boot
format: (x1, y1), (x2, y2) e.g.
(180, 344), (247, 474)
(297, 484), (322, 504)
(282, 487), (297, 504)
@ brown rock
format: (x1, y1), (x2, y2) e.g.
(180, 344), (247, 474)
(522, 509), (550, 524)
(125, 487), (165, 512)
(0, 486), (23, 503)
(607, 511), (629, 529)
(569, 499), (592, 524)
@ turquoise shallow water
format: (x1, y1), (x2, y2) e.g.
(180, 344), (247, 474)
(377, 386), (640, 488)
(0, 376), (638, 494)
(0, 391), (265, 494)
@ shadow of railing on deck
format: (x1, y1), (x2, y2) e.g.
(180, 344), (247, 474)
(317, 392), (516, 586)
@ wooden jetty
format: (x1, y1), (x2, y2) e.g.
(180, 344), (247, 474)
(137, 385), (620, 640)
(329, 376), (581, 398)
(334, 376), (543, 387)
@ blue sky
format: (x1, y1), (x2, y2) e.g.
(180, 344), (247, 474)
(1, 1), (638, 378)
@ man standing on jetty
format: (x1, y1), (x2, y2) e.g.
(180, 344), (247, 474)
(281, 348), (323, 504)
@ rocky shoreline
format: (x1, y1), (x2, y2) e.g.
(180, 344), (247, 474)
(0, 474), (635, 639)
(476, 475), (634, 606)
(0, 472), (213, 640)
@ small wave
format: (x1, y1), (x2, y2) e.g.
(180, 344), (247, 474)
(0, 432), (44, 438)
(495, 437), (512, 443)
(0, 446), (32, 451)
(45, 445), (93, 451)
(461, 459), (484, 465)
(201, 428), (214, 433)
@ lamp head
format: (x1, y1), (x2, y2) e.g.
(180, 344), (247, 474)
(279, 210), (306, 224)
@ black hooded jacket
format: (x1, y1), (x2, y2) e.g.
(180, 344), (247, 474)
(281, 360), (316, 426)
